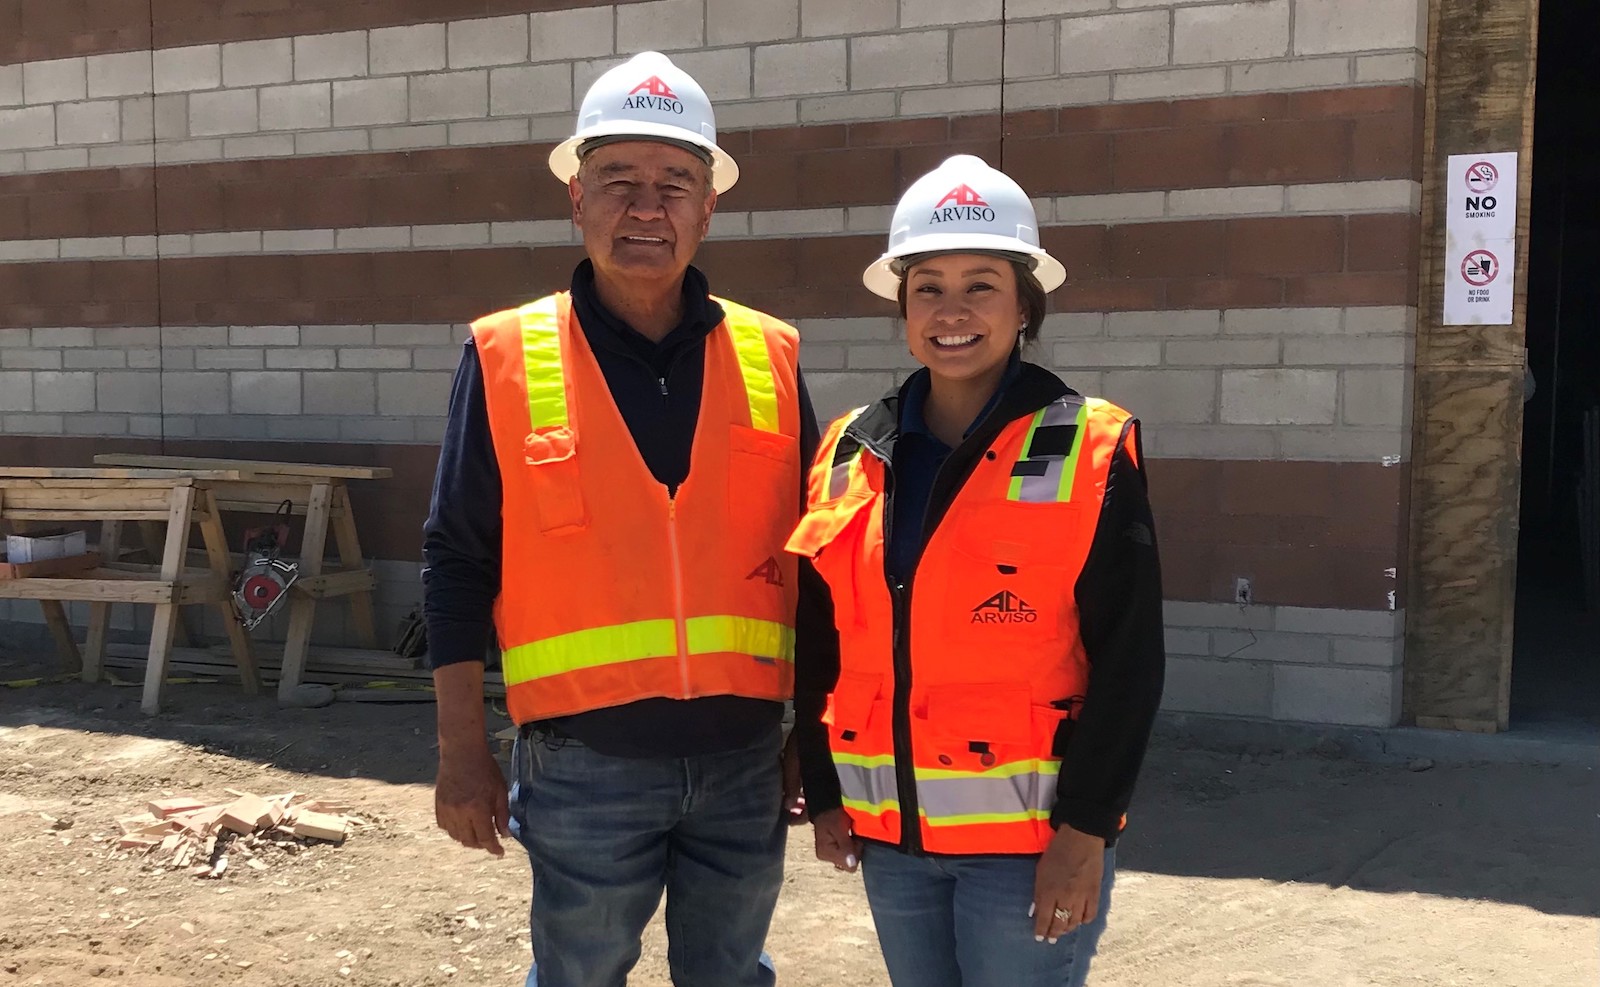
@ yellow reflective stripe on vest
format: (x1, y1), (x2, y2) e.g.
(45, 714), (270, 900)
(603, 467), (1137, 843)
(913, 759), (1060, 828)
(1006, 396), (1089, 503)
(686, 614), (795, 663)
(721, 301), (781, 434)
(817, 406), (867, 502)
(517, 297), (568, 429)
(501, 615), (795, 685)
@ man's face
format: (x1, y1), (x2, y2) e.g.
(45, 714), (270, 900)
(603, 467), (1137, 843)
(569, 141), (717, 285)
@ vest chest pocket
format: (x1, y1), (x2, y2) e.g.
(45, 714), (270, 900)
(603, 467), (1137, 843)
(523, 426), (587, 534)
(728, 424), (800, 552)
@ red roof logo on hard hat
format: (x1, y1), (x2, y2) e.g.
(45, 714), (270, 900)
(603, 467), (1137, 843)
(935, 185), (989, 208)
(629, 76), (679, 99)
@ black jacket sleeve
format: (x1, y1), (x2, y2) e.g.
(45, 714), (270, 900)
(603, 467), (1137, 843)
(1052, 420), (1166, 841)
(420, 341), (502, 669)
(792, 380), (845, 814)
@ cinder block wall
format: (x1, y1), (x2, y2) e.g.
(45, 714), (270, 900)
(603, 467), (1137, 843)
(0, 0), (1426, 727)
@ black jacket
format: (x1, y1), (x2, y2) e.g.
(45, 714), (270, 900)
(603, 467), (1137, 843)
(792, 362), (1166, 845)
(421, 261), (826, 758)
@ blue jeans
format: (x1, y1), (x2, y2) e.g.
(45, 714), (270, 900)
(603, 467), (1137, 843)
(508, 727), (786, 987)
(860, 843), (1116, 987)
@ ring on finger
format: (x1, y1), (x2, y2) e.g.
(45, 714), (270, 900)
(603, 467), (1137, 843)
(1053, 907), (1072, 922)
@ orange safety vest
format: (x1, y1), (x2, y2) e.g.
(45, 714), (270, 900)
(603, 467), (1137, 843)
(473, 291), (802, 725)
(786, 392), (1135, 855)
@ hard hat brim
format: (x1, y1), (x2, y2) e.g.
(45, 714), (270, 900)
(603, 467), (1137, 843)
(862, 234), (1067, 300)
(549, 123), (739, 193)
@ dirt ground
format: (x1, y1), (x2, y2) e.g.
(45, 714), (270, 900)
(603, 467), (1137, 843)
(1, 665), (1596, 987)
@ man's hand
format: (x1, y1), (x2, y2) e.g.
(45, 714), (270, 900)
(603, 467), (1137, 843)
(1032, 825), (1106, 943)
(432, 661), (510, 856)
(435, 742), (511, 856)
(812, 808), (861, 873)
(781, 732), (808, 826)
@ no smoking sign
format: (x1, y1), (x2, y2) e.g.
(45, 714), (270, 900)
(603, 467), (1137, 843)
(1445, 151), (1517, 325)
(1465, 161), (1499, 194)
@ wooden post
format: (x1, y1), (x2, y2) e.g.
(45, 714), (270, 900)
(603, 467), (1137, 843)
(330, 483), (381, 649)
(277, 482), (332, 702)
(1406, 0), (1541, 731)
(81, 519), (123, 684)
(142, 485), (198, 715)
(196, 488), (260, 694)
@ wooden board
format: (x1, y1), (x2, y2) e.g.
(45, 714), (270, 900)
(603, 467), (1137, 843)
(0, 467), (240, 480)
(0, 552), (101, 581)
(1404, 0), (1540, 732)
(93, 455), (393, 481)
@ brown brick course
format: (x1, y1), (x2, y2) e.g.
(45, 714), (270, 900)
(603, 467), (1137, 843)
(0, 87), (1421, 241)
(2, 0), (635, 64)
(0, 211), (1413, 327)
(0, 433), (1404, 611)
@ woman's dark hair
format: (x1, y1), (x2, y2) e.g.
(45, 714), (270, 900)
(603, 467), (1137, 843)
(896, 257), (1049, 342)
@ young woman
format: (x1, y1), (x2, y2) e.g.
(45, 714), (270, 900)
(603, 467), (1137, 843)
(786, 155), (1166, 987)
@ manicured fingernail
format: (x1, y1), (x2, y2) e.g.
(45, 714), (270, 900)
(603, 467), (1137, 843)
(1047, 938), (1058, 945)
(1034, 935), (1044, 943)
(845, 854), (857, 868)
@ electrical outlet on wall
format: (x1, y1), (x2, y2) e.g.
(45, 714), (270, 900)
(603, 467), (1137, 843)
(1234, 577), (1252, 606)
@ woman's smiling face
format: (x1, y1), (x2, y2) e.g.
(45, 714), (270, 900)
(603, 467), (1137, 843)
(901, 253), (1026, 384)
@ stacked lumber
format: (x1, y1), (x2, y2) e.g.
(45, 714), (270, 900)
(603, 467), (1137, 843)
(115, 790), (359, 876)
(100, 642), (506, 697)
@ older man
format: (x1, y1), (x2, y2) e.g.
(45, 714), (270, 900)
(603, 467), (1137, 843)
(422, 52), (822, 987)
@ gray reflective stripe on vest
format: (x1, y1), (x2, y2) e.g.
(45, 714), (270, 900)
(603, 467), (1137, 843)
(833, 756), (899, 814)
(1007, 395), (1089, 503)
(913, 765), (1060, 827)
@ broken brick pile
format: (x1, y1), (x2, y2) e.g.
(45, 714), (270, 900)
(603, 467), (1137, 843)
(115, 792), (358, 877)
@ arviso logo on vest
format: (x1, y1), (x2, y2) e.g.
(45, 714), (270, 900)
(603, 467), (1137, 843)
(970, 590), (1036, 624)
(622, 76), (684, 114)
(930, 184), (996, 224)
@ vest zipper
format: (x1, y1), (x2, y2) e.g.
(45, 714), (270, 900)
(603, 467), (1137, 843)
(667, 496), (691, 697)
(658, 376), (669, 398)
(871, 445), (922, 855)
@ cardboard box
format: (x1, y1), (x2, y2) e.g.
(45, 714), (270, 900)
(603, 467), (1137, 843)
(5, 529), (88, 563)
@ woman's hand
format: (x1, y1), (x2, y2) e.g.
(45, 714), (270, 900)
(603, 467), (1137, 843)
(812, 808), (863, 873)
(1031, 825), (1106, 943)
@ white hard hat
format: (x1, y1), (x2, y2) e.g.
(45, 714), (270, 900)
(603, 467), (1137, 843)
(863, 154), (1065, 300)
(549, 51), (738, 193)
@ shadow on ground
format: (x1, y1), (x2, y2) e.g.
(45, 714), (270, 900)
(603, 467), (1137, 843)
(3, 649), (1597, 922)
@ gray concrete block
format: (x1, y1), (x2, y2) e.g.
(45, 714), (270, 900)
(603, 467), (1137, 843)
(1174, 0), (1290, 64)
(802, 0), (897, 35)
(333, 77), (409, 127)
(1162, 656), (1273, 718)
(1275, 607), (1402, 638)
(302, 325), (375, 346)
(33, 371), (96, 412)
(1112, 66), (1227, 102)
(229, 325), (299, 346)
(377, 372), (453, 416)
(2, 413), (63, 434)
(95, 371), (160, 413)
(1295, 0), (1425, 55)
(617, 0), (705, 52)
(0, 107), (55, 151)
(1103, 370), (1217, 425)
(1221, 369), (1337, 425)
(371, 23), (448, 75)
(195, 349), (264, 370)
(709, 0), (798, 43)
(62, 349), (127, 368)
(1223, 307), (1341, 337)
(670, 48), (754, 102)
(0, 372), (33, 412)
(1341, 369), (1409, 429)
(153, 45), (221, 94)
(160, 326), (227, 347)
(188, 88), (258, 137)
(161, 372), (229, 413)
(1108, 310), (1221, 338)
(447, 14), (530, 68)
(66, 414), (130, 435)
(409, 71), (488, 122)
(267, 416), (342, 441)
(805, 371), (895, 420)
(24, 57), (87, 104)
(260, 83), (331, 131)
(338, 348), (411, 369)
(87, 51), (154, 98)
(529, 7), (615, 63)
(1061, 10), (1169, 74)
(1272, 664), (1402, 727)
(223, 39), (294, 87)
(1165, 339), (1280, 367)
(0, 350), (61, 369)
(304, 371), (376, 415)
(0, 64), (21, 107)
(489, 64), (573, 116)
(294, 31), (368, 81)
(266, 348), (337, 369)
(851, 31), (948, 90)
(231, 371), (302, 415)
(1212, 629), (1332, 664)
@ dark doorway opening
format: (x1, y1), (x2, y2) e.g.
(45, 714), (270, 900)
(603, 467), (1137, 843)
(1514, 0), (1600, 733)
